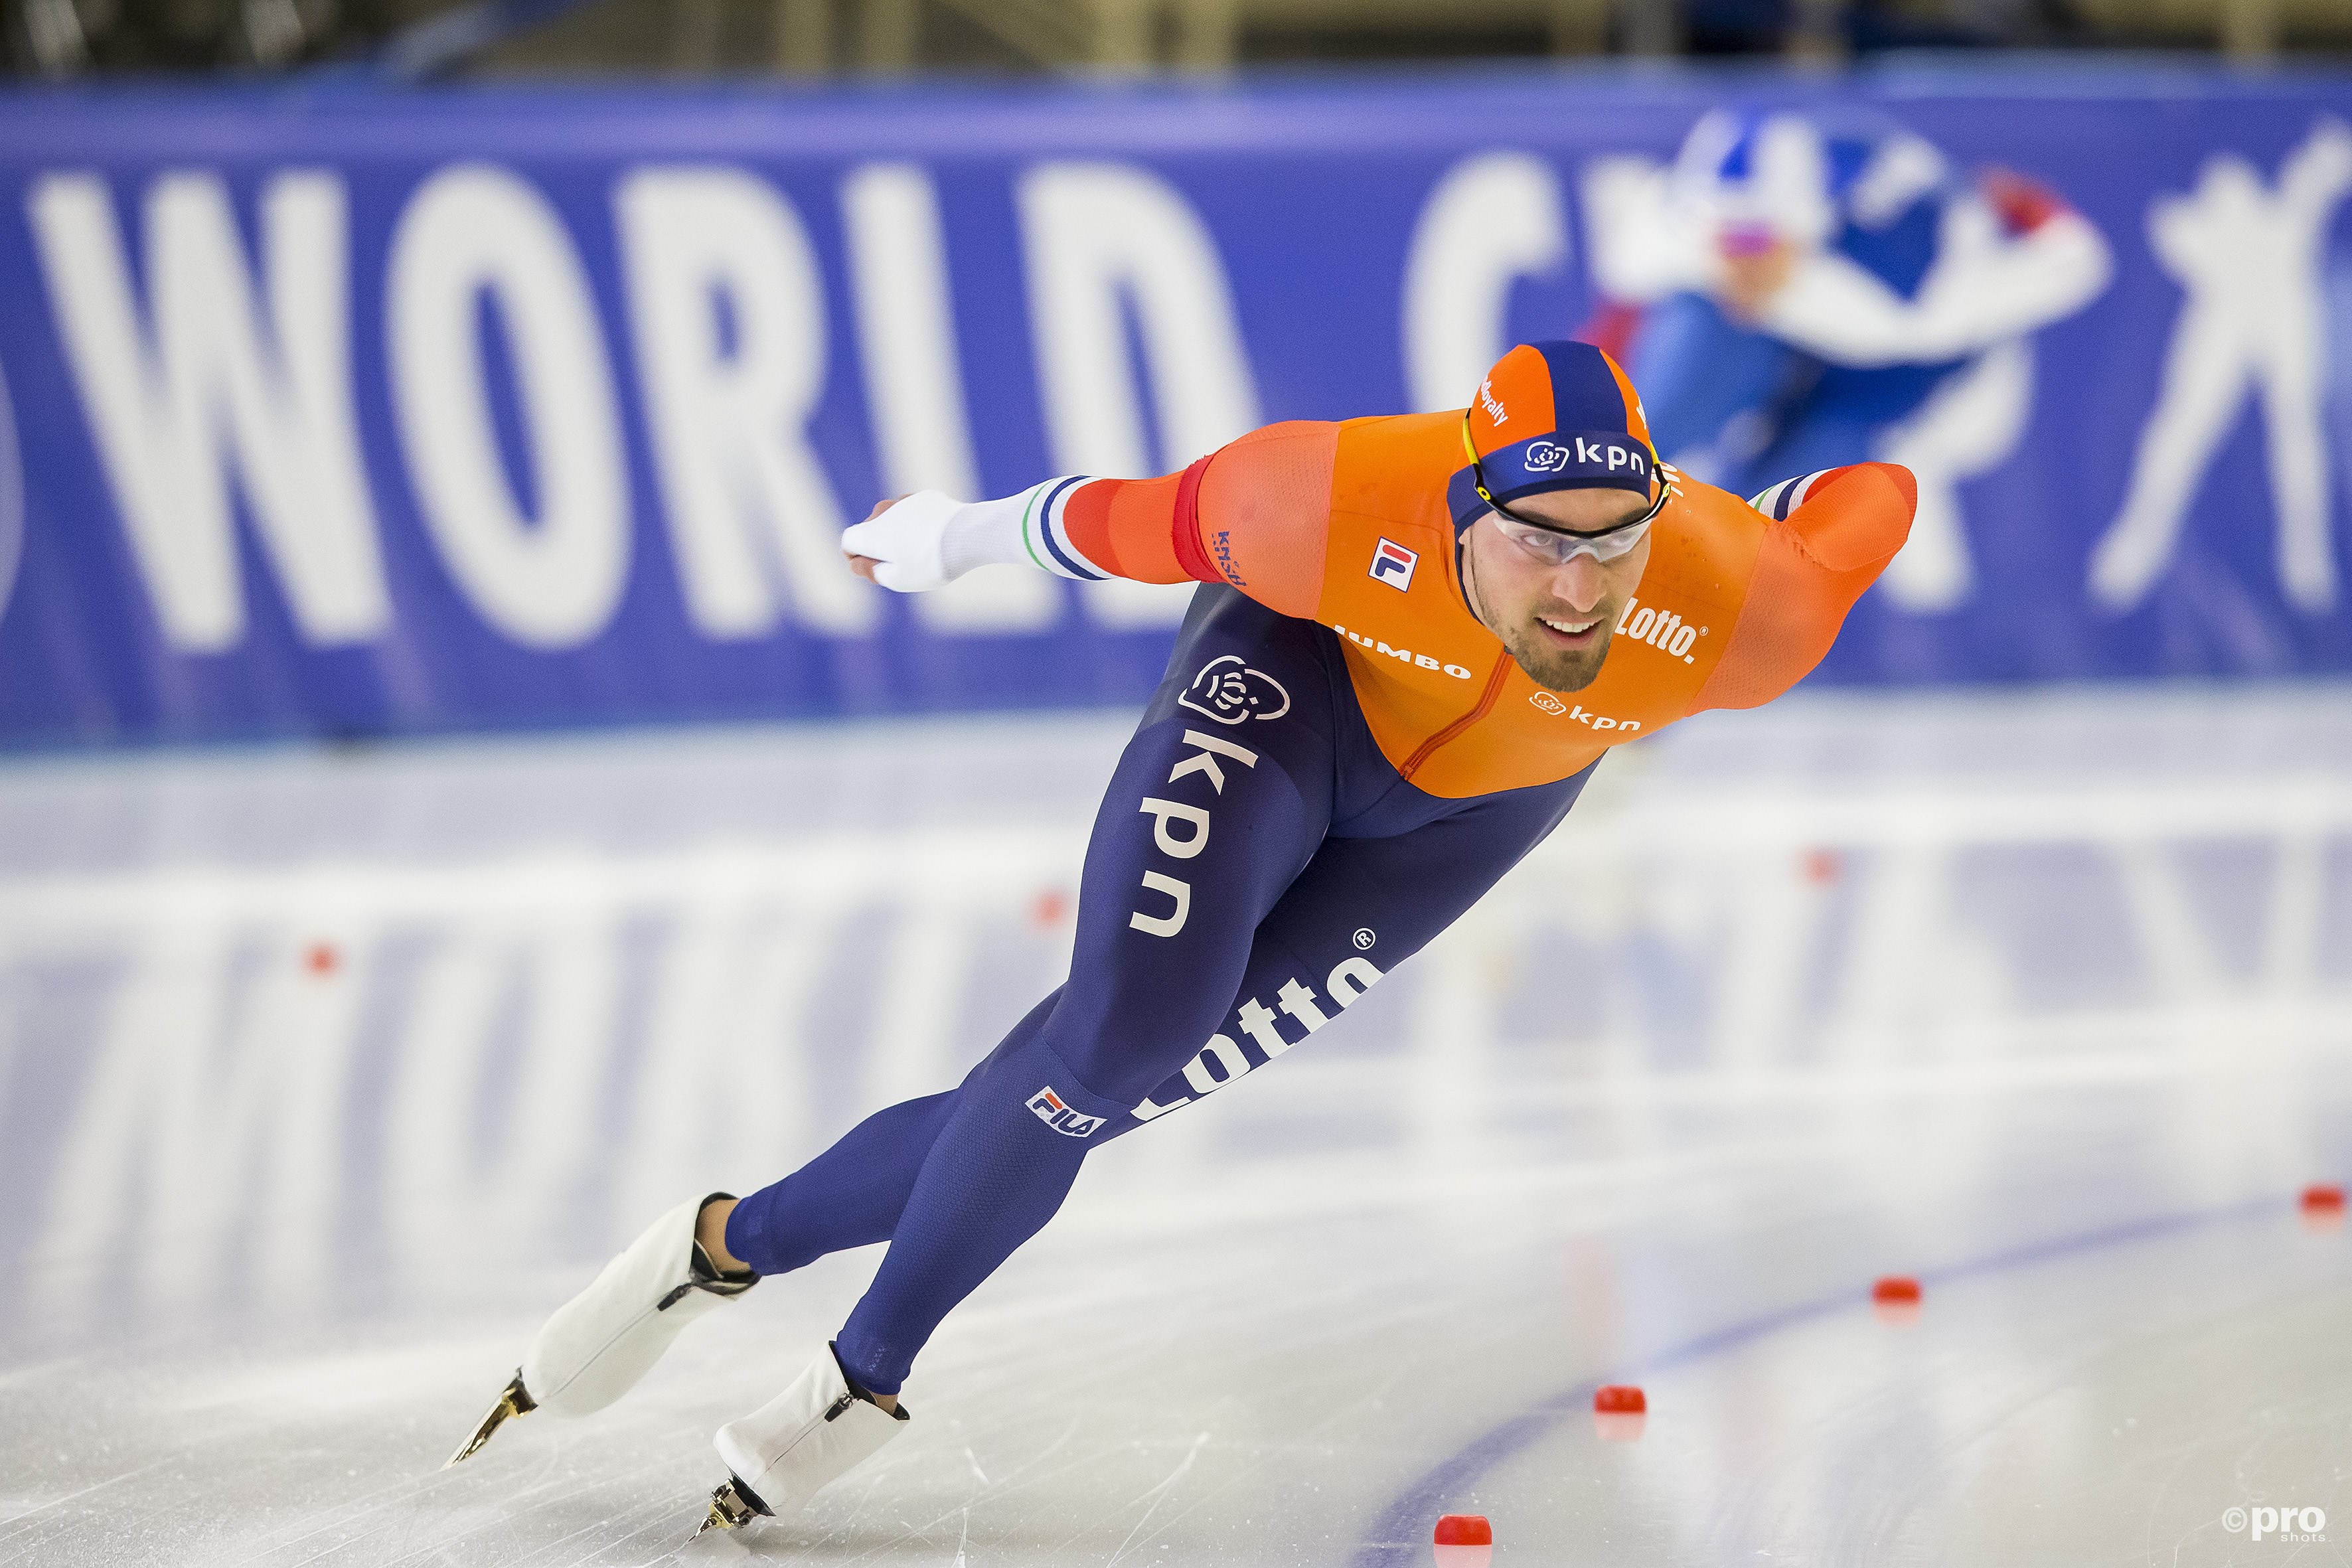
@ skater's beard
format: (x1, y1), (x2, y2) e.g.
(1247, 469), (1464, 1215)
(1499, 612), (1614, 692)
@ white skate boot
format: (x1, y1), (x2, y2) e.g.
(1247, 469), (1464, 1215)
(692, 1344), (911, 1537)
(445, 1193), (757, 1466)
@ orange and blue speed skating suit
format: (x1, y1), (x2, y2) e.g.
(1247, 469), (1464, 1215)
(724, 343), (1918, 1399)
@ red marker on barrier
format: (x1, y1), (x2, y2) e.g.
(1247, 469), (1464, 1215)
(2302, 1184), (2344, 1233)
(306, 942), (339, 976)
(1593, 1383), (1646, 1441)
(1433, 1514), (1491, 1568)
(1873, 1275), (1923, 1324)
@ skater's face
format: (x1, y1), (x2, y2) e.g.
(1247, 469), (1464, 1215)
(1463, 488), (1654, 694)
(1716, 226), (1799, 323)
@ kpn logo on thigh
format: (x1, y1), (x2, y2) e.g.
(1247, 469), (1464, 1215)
(1028, 1086), (1106, 1138)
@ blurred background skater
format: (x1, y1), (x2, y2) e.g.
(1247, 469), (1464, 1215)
(1585, 108), (2112, 610)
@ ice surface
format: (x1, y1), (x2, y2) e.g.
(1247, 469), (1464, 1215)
(1, 684), (2349, 1565)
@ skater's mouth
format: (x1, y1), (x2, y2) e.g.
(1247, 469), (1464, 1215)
(1535, 612), (1604, 650)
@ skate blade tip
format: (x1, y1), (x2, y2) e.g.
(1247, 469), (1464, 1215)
(442, 1421), (502, 1468)
(442, 1371), (533, 1470)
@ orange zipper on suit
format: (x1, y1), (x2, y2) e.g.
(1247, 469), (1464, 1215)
(1397, 651), (1513, 783)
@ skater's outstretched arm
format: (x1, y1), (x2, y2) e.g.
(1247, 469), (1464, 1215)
(1701, 462), (1916, 712)
(839, 421), (1340, 617)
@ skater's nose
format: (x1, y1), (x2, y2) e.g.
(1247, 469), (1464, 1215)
(1544, 555), (1608, 613)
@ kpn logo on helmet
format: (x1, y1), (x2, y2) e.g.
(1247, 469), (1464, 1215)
(1523, 437), (1648, 478)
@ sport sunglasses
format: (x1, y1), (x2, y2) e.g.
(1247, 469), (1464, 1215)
(1462, 419), (1675, 567)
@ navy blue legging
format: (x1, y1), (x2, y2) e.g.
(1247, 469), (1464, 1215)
(726, 587), (1593, 1393)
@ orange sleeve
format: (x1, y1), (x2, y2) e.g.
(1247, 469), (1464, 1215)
(1691, 463), (1917, 712)
(1058, 471), (1192, 584)
(1051, 422), (1340, 619)
(1188, 422), (1338, 618)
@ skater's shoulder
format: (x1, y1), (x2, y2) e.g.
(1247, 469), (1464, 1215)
(1750, 463), (1918, 572)
(1333, 410), (1469, 466)
(1682, 463), (1917, 712)
(1322, 411), (1479, 522)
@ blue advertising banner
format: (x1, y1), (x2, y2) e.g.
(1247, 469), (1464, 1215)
(0, 66), (2348, 747)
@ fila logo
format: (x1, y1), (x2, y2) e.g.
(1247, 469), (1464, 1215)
(1370, 539), (1417, 590)
(1331, 625), (1474, 678)
(1613, 596), (1707, 664)
(1028, 1085), (1105, 1138)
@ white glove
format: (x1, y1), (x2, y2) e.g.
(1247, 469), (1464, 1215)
(840, 491), (964, 593)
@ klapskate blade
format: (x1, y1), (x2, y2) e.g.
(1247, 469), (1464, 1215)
(688, 1478), (762, 1543)
(444, 1371), (533, 1468)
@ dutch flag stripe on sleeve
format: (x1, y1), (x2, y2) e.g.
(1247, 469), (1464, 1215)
(1024, 477), (1113, 581)
(1747, 470), (1836, 521)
